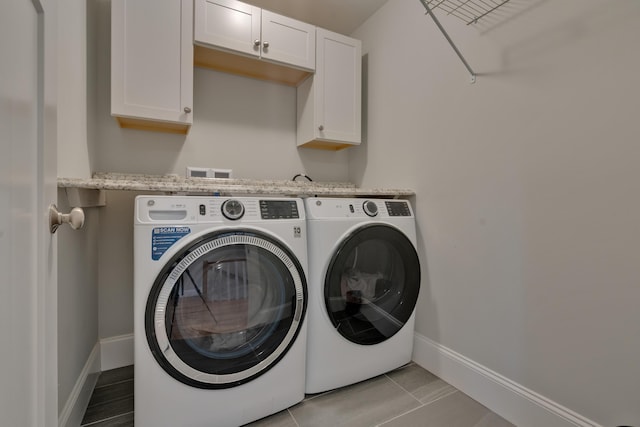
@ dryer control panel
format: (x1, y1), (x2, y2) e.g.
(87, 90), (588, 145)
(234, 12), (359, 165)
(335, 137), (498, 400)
(304, 198), (414, 219)
(384, 201), (412, 217)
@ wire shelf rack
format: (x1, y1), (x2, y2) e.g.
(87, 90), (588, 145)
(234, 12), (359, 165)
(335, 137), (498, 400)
(424, 0), (511, 25)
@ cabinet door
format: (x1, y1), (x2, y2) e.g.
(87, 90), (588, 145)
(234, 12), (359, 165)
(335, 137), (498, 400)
(111, 0), (193, 133)
(194, 0), (261, 58)
(316, 29), (361, 144)
(261, 11), (315, 71)
(297, 29), (361, 149)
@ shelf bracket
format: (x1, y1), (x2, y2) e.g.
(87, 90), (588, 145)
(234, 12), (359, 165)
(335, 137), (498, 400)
(418, 0), (476, 84)
(64, 188), (106, 208)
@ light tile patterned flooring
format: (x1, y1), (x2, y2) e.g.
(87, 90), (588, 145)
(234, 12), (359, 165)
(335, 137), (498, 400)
(248, 363), (514, 427)
(81, 363), (515, 427)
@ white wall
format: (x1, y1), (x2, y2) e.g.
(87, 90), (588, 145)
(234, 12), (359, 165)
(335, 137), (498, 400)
(95, 68), (350, 181)
(89, 0), (350, 339)
(56, 189), (99, 414)
(57, 0), (100, 416)
(58, 0), (91, 179)
(352, 1), (640, 425)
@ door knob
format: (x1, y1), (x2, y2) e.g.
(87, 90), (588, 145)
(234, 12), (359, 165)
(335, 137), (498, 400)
(49, 204), (85, 234)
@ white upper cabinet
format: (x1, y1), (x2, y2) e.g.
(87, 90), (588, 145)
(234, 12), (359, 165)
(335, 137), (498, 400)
(297, 29), (362, 150)
(111, 0), (193, 134)
(194, 0), (261, 58)
(194, 0), (315, 85)
(259, 10), (315, 71)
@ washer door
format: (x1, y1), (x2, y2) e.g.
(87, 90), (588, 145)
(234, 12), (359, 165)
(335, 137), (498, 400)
(146, 230), (306, 389)
(324, 224), (420, 345)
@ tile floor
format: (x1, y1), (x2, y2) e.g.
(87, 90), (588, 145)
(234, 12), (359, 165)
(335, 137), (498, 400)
(80, 365), (134, 426)
(81, 363), (515, 427)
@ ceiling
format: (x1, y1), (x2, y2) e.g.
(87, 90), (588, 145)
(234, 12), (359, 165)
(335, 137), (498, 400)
(244, 0), (389, 35)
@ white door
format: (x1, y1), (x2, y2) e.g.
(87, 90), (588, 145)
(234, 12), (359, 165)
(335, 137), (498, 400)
(0, 0), (58, 426)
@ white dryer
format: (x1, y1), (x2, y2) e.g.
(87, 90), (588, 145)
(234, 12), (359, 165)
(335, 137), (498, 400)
(304, 197), (420, 394)
(134, 196), (308, 427)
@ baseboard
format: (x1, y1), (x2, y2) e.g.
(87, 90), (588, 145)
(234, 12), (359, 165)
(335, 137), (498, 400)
(59, 343), (101, 427)
(412, 333), (602, 427)
(100, 333), (134, 371)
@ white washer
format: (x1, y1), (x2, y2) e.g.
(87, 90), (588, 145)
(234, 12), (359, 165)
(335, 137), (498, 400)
(304, 197), (420, 394)
(134, 196), (308, 427)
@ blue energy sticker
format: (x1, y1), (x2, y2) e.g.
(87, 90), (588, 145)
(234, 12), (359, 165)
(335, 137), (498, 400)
(151, 227), (190, 260)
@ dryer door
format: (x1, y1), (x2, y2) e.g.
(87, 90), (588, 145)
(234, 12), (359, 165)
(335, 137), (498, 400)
(145, 229), (306, 389)
(324, 224), (420, 345)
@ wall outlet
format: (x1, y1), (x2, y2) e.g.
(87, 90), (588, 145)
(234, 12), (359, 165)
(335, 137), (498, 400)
(186, 167), (232, 179)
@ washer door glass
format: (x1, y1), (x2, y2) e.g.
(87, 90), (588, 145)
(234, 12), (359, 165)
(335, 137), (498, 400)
(325, 224), (420, 345)
(146, 230), (306, 389)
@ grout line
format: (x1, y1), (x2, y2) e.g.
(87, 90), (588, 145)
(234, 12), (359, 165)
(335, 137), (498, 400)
(80, 410), (134, 427)
(375, 403), (428, 427)
(286, 408), (301, 427)
(427, 387), (459, 404)
(374, 391), (461, 427)
(301, 387), (337, 401)
(85, 394), (134, 411)
(384, 372), (422, 405)
(93, 377), (134, 390)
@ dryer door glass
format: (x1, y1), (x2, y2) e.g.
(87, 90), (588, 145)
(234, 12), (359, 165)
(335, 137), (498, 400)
(145, 230), (306, 389)
(324, 224), (420, 345)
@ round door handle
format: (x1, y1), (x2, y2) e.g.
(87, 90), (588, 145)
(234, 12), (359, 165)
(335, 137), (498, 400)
(49, 204), (85, 234)
(184, 107), (191, 114)
(318, 125), (324, 131)
(254, 39), (261, 47)
(262, 41), (269, 49)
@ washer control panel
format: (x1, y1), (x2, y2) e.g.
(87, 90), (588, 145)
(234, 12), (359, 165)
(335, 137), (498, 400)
(260, 200), (300, 219)
(136, 196), (304, 224)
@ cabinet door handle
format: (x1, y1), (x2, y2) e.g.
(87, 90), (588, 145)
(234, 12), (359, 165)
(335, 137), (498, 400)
(318, 125), (324, 131)
(254, 39), (261, 47)
(262, 41), (269, 49)
(184, 107), (192, 114)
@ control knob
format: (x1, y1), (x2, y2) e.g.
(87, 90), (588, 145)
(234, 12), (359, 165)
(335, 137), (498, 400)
(363, 200), (378, 217)
(221, 199), (245, 220)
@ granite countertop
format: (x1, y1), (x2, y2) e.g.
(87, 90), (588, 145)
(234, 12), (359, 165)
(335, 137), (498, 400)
(58, 173), (415, 198)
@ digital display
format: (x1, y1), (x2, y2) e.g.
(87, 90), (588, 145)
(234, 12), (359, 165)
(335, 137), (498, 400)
(385, 201), (411, 217)
(259, 200), (299, 219)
